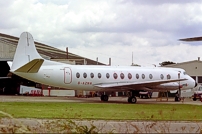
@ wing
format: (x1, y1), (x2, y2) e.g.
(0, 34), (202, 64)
(93, 78), (186, 91)
(0, 77), (11, 79)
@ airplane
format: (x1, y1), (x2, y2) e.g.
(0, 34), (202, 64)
(179, 36), (202, 42)
(10, 32), (197, 103)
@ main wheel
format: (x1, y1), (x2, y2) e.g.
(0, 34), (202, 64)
(193, 98), (197, 101)
(100, 95), (104, 101)
(128, 96), (132, 103)
(128, 96), (137, 103)
(101, 95), (109, 101)
(131, 96), (137, 103)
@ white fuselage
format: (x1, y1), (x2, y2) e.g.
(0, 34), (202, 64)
(13, 61), (195, 92)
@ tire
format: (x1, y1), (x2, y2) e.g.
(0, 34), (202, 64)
(100, 95), (104, 101)
(131, 96), (137, 103)
(128, 97), (132, 103)
(193, 98), (197, 101)
(102, 95), (109, 101)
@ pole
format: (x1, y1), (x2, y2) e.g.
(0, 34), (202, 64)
(178, 72), (181, 101)
(132, 52), (133, 65)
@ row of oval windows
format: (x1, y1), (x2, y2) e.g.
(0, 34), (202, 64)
(76, 72), (171, 80)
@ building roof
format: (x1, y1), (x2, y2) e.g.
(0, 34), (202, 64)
(165, 59), (202, 67)
(0, 32), (105, 65)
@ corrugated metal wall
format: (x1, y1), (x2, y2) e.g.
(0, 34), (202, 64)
(0, 39), (16, 61)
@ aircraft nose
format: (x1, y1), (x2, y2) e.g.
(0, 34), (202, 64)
(195, 81), (198, 88)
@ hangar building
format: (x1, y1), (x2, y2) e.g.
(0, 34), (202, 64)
(165, 57), (202, 85)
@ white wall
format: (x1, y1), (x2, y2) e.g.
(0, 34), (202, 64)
(20, 85), (41, 94)
(42, 89), (75, 96)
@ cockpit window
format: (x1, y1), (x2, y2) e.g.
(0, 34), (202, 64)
(183, 72), (186, 75)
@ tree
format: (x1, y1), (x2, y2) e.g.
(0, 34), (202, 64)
(131, 63), (141, 67)
(159, 61), (176, 66)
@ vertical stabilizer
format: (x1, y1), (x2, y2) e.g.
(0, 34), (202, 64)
(11, 32), (43, 71)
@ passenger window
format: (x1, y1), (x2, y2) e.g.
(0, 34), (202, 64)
(167, 74), (171, 79)
(136, 74), (139, 79)
(106, 73), (110, 79)
(120, 73), (124, 79)
(160, 74), (164, 79)
(149, 74), (153, 79)
(76, 72), (80, 78)
(128, 73), (132, 79)
(113, 73), (118, 79)
(83, 73), (87, 78)
(98, 73), (102, 79)
(90, 73), (94, 78)
(142, 74), (145, 79)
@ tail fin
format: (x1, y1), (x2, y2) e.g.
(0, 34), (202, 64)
(11, 32), (43, 71)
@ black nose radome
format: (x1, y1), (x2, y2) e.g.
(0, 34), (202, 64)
(195, 82), (198, 88)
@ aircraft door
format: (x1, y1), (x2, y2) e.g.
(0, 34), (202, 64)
(64, 67), (72, 84)
(177, 71), (181, 85)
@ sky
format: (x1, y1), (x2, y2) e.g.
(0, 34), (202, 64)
(1, 0), (202, 66)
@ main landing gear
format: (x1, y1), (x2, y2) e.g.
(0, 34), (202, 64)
(100, 91), (138, 103)
(100, 94), (109, 101)
(127, 91), (138, 103)
(128, 96), (137, 103)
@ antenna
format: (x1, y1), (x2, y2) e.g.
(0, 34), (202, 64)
(132, 52), (134, 65)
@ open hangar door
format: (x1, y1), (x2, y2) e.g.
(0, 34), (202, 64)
(0, 61), (36, 95)
(0, 61), (20, 94)
(0, 61), (16, 94)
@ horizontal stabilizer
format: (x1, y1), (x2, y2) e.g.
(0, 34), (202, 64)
(14, 59), (44, 73)
(0, 77), (11, 79)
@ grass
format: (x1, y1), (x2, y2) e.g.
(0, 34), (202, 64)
(0, 102), (201, 133)
(0, 102), (201, 121)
